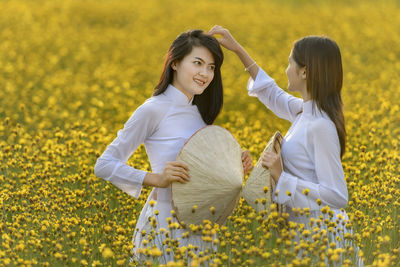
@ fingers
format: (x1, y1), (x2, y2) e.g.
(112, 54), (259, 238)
(243, 161), (253, 175)
(262, 152), (278, 169)
(165, 161), (190, 182)
(243, 157), (252, 167)
(169, 161), (189, 171)
(170, 167), (190, 181)
(171, 175), (187, 184)
(208, 27), (225, 44)
(243, 159), (253, 172)
(244, 160), (253, 170)
(209, 25), (230, 39)
(208, 25), (225, 35)
(241, 150), (250, 160)
(242, 150), (252, 164)
(261, 159), (270, 169)
(241, 150), (253, 175)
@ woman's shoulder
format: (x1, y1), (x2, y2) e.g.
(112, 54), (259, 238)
(137, 94), (171, 112)
(126, 94), (172, 125)
(306, 117), (338, 145)
(308, 116), (336, 132)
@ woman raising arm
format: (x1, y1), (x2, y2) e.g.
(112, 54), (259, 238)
(208, 27), (368, 267)
(209, 25), (348, 212)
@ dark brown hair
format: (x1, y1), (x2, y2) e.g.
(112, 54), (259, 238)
(153, 29), (224, 125)
(292, 36), (346, 157)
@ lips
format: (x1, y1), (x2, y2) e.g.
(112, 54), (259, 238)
(194, 78), (206, 86)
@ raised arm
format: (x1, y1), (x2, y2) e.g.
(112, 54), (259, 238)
(209, 25), (302, 122)
(208, 25), (259, 79)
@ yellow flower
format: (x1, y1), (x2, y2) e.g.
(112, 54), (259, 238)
(79, 238), (87, 246)
(116, 259), (126, 266)
(209, 206), (216, 215)
(54, 252), (63, 259)
(102, 247), (114, 259)
(91, 260), (101, 267)
(149, 199), (157, 207)
(192, 205), (198, 213)
(302, 188), (310, 196)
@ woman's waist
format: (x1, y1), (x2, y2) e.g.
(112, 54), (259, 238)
(151, 187), (171, 202)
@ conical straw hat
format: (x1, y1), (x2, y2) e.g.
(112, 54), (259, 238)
(243, 131), (284, 213)
(172, 125), (243, 226)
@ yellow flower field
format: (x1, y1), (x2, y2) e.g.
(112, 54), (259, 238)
(1, 0), (399, 266)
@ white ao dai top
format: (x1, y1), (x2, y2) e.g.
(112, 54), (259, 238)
(94, 84), (210, 263)
(248, 68), (364, 266)
(247, 68), (350, 227)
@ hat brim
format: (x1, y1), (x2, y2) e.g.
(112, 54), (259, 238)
(243, 131), (283, 213)
(172, 125), (244, 226)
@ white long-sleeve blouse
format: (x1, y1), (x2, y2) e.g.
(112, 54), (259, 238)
(247, 69), (364, 265)
(247, 68), (348, 212)
(94, 84), (206, 202)
(95, 84), (213, 264)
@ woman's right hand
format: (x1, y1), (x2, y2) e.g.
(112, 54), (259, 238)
(209, 25), (259, 79)
(208, 25), (241, 52)
(143, 161), (190, 188)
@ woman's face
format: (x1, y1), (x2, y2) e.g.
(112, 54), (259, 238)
(172, 46), (215, 101)
(286, 51), (306, 93)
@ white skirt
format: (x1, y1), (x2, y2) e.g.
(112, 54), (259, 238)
(130, 189), (216, 265)
(287, 207), (364, 267)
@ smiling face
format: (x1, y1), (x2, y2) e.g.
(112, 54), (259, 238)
(286, 51), (307, 94)
(171, 46), (215, 101)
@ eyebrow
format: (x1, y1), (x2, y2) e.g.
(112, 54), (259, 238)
(194, 57), (215, 65)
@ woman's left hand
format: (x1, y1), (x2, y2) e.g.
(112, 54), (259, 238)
(262, 151), (283, 183)
(241, 150), (253, 176)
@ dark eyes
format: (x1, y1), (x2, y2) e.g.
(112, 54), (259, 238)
(193, 61), (215, 71)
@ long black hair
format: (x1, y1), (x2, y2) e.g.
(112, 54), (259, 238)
(154, 29), (224, 125)
(292, 36), (346, 158)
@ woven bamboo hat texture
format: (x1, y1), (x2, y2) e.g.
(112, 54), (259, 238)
(243, 131), (283, 213)
(172, 125), (244, 226)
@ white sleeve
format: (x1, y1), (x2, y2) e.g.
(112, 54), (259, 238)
(273, 119), (348, 210)
(94, 100), (160, 199)
(247, 68), (303, 123)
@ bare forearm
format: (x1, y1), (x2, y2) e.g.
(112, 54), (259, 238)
(208, 25), (259, 80)
(142, 172), (161, 187)
(233, 45), (259, 80)
(142, 161), (190, 188)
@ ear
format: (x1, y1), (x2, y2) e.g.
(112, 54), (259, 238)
(171, 61), (178, 71)
(300, 67), (307, 80)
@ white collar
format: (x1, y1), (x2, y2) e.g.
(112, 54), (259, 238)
(163, 84), (194, 105)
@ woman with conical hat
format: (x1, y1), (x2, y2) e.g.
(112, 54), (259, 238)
(94, 29), (253, 265)
(209, 25), (363, 266)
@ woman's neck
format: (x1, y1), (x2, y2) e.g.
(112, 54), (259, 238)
(300, 88), (311, 102)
